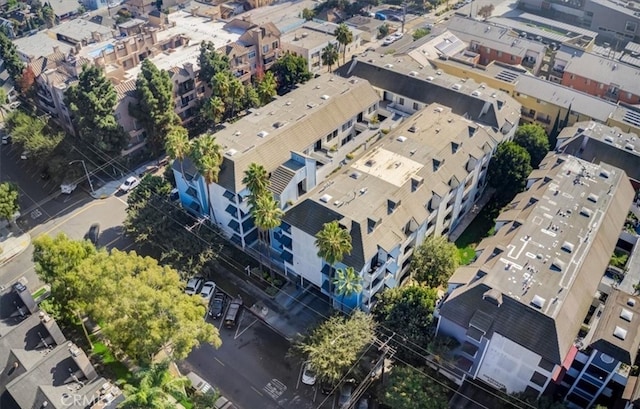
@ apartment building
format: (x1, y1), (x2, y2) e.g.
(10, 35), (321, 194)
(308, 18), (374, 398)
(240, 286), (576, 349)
(438, 153), (635, 401)
(171, 75), (380, 247)
(556, 121), (640, 186)
(282, 103), (515, 310)
(281, 22), (364, 73)
(518, 0), (640, 44)
(550, 46), (640, 105)
(0, 284), (121, 409)
(445, 17), (547, 74)
(219, 19), (282, 83)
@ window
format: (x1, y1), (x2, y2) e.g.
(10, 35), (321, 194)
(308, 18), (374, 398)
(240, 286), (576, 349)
(486, 47), (490, 53)
(248, 50), (256, 59)
(272, 41), (278, 49)
(570, 74), (575, 80)
(626, 21), (637, 33)
(510, 55), (515, 61)
(538, 358), (555, 372)
(262, 45), (269, 53)
(497, 51), (502, 57)
(530, 371), (547, 387)
(413, 102), (419, 110)
(398, 97), (405, 105)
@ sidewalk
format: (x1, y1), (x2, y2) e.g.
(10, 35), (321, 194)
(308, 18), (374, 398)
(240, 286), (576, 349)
(0, 222), (31, 266)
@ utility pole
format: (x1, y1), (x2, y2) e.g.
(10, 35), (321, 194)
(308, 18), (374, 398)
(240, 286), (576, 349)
(401, 1), (408, 33)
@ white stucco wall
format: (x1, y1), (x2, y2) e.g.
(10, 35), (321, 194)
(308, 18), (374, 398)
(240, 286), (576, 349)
(290, 225), (324, 287)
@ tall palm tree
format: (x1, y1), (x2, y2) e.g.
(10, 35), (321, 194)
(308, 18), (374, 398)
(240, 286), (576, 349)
(228, 76), (244, 118)
(315, 220), (353, 307)
(321, 43), (339, 73)
(211, 71), (231, 118)
(333, 266), (362, 312)
(252, 193), (284, 277)
(257, 71), (277, 106)
(190, 133), (222, 224)
(242, 162), (269, 206)
(204, 96), (225, 129)
(120, 361), (190, 409)
(334, 23), (353, 65)
(164, 125), (190, 181)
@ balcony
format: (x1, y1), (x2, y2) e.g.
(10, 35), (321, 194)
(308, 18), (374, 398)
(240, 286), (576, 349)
(536, 115), (552, 124)
(364, 258), (394, 283)
(363, 276), (385, 299)
(521, 109), (535, 119)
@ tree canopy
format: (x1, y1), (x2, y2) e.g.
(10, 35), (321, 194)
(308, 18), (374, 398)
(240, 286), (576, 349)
(0, 30), (24, 81)
(372, 285), (438, 359)
(131, 59), (181, 156)
(291, 311), (375, 383)
(409, 235), (459, 288)
(382, 366), (450, 409)
(198, 41), (230, 86)
(487, 141), (533, 205)
(0, 182), (19, 220)
(334, 23), (353, 64)
(513, 123), (550, 168)
(5, 110), (64, 162)
(65, 65), (128, 155)
(271, 53), (312, 92)
(33, 234), (221, 365)
(321, 43), (339, 73)
(121, 361), (190, 409)
(315, 220), (352, 266)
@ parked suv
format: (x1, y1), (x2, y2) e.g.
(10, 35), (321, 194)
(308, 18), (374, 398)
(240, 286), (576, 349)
(209, 291), (225, 319)
(185, 277), (203, 295)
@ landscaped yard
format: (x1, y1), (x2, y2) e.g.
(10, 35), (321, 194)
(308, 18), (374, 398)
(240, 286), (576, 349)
(91, 339), (132, 383)
(454, 204), (499, 265)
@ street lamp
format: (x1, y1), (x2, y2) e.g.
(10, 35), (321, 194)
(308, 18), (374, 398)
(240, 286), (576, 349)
(69, 160), (95, 195)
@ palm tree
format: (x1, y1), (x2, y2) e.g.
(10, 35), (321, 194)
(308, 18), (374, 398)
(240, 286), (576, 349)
(164, 125), (190, 181)
(315, 220), (353, 307)
(252, 193), (284, 277)
(257, 71), (277, 105)
(204, 96), (225, 129)
(228, 76), (244, 118)
(242, 162), (270, 206)
(120, 361), (190, 409)
(333, 266), (362, 312)
(334, 23), (353, 65)
(190, 133), (222, 224)
(211, 71), (230, 118)
(321, 43), (339, 73)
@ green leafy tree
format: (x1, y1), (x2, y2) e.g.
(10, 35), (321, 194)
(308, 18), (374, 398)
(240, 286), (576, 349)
(120, 361), (189, 409)
(164, 125), (191, 180)
(242, 162), (270, 207)
(0, 30), (24, 81)
(413, 27), (430, 40)
(41, 3), (55, 28)
(302, 7), (315, 20)
(0, 182), (19, 221)
(65, 65), (128, 155)
(334, 23), (354, 64)
(34, 234), (221, 365)
(256, 71), (277, 106)
(382, 366), (449, 409)
(333, 266), (362, 312)
(378, 24), (390, 39)
(321, 43), (339, 73)
(130, 59), (181, 156)
(190, 134), (222, 223)
(315, 220), (352, 305)
(477, 4), (495, 19)
(5, 111), (63, 161)
(198, 41), (230, 86)
(373, 286), (438, 361)
(291, 311), (375, 383)
(125, 176), (221, 274)
(409, 235), (459, 287)
(271, 53), (312, 92)
(513, 123), (550, 168)
(488, 141), (533, 205)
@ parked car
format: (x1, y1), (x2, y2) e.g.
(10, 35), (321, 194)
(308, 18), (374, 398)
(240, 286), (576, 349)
(320, 381), (335, 395)
(86, 223), (100, 246)
(1, 135), (11, 145)
(60, 181), (78, 194)
(185, 277), (203, 295)
(382, 36), (395, 46)
(392, 31), (404, 40)
(338, 381), (354, 406)
(301, 363), (317, 386)
(209, 291), (225, 319)
(119, 176), (140, 192)
(224, 296), (243, 328)
(200, 281), (216, 302)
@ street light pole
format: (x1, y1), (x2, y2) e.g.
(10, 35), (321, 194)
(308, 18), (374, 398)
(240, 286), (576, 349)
(69, 160), (95, 195)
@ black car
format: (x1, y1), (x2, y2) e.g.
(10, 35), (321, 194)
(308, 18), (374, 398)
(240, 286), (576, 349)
(208, 292), (225, 319)
(86, 223), (100, 246)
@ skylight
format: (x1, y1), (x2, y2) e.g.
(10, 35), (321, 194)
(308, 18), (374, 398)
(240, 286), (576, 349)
(614, 326), (628, 340)
(531, 295), (546, 309)
(621, 308), (634, 322)
(319, 194), (332, 203)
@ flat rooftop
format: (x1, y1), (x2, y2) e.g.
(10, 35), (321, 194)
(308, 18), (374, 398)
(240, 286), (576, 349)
(488, 11), (597, 43)
(281, 27), (334, 49)
(482, 155), (624, 316)
(14, 32), (74, 60)
(48, 19), (114, 42)
(156, 10), (240, 45)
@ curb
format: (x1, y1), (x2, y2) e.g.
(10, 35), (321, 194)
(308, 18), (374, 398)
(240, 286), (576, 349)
(0, 233), (31, 267)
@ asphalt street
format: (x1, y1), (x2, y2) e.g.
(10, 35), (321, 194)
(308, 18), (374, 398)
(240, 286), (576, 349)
(181, 311), (330, 409)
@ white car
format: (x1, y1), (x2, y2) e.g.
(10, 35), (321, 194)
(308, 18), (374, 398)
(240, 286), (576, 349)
(185, 277), (203, 295)
(392, 31), (404, 40)
(301, 363), (317, 386)
(200, 281), (217, 302)
(119, 176), (140, 192)
(382, 36), (395, 46)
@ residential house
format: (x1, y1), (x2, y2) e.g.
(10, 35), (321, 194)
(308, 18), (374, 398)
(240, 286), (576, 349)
(0, 284), (122, 409)
(220, 19), (282, 83)
(550, 46), (640, 105)
(556, 121), (640, 187)
(282, 102), (517, 310)
(345, 16), (385, 42)
(281, 22), (364, 73)
(446, 17), (547, 74)
(438, 153), (635, 400)
(49, 0), (81, 21)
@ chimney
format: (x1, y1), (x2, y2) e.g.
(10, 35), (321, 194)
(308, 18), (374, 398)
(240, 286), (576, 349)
(41, 312), (67, 345)
(53, 46), (60, 54)
(68, 343), (98, 381)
